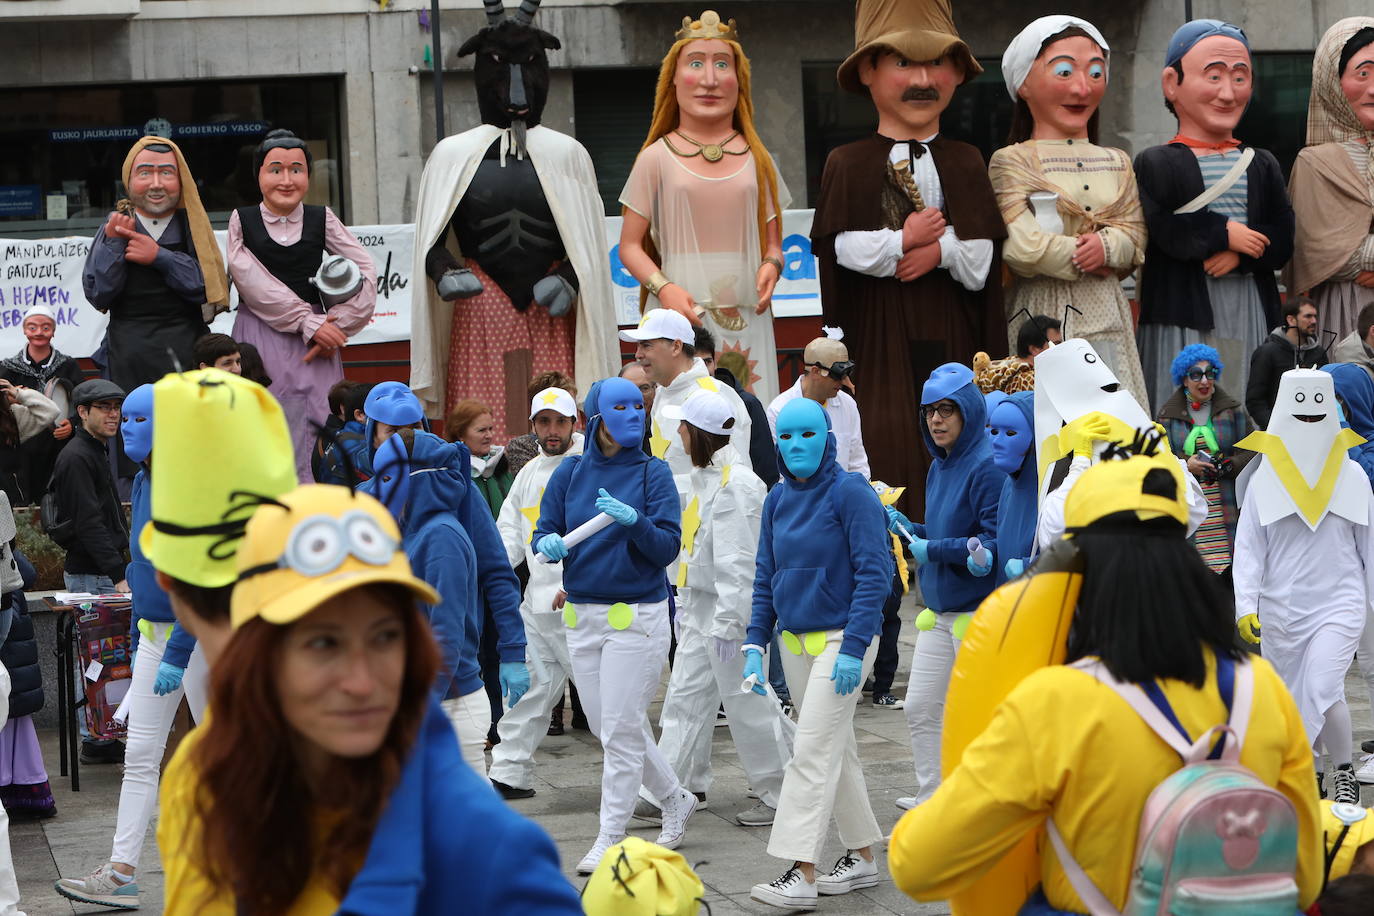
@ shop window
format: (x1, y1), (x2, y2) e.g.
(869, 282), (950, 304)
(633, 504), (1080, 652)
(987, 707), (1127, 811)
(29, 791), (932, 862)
(800, 58), (1012, 206)
(572, 68), (660, 215)
(0, 76), (344, 235)
(1236, 52), (1312, 179)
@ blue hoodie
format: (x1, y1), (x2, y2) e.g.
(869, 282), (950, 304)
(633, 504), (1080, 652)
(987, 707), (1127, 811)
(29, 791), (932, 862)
(1322, 363), (1374, 482)
(989, 392), (1038, 587)
(126, 469), (196, 669)
(363, 432), (524, 698)
(532, 379), (680, 605)
(746, 410), (891, 660)
(914, 377), (1005, 613)
(337, 699), (582, 915)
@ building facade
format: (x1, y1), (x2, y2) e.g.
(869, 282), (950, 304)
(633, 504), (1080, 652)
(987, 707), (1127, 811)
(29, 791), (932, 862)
(0, 0), (1362, 239)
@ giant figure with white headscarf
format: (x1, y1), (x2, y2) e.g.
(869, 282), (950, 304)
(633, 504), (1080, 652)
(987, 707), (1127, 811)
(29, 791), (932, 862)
(991, 16), (1148, 409)
(1287, 17), (1374, 346)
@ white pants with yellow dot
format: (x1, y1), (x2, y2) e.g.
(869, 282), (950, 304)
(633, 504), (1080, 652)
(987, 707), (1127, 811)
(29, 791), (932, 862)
(767, 628), (882, 865)
(564, 598), (682, 838)
(904, 612), (963, 805)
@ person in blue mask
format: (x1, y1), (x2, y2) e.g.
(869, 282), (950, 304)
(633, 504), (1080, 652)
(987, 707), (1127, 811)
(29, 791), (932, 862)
(55, 383), (210, 911)
(532, 375), (695, 876)
(743, 398), (891, 911)
(884, 363), (1004, 812)
(987, 391), (1038, 585)
(368, 428), (529, 776)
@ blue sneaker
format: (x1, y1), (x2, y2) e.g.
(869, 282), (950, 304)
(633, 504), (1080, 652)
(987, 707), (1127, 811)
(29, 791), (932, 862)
(55, 863), (141, 910)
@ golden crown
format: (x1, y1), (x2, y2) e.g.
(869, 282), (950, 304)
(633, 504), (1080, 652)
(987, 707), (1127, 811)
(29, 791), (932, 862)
(675, 9), (738, 41)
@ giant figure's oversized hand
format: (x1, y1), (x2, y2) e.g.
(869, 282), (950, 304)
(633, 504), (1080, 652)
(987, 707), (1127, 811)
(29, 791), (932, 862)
(895, 243), (940, 282)
(830, 653), (863, 695)
(1202, 251), (1240, 277)
(437, 267), (485, 301)
(595, 488), (638, 527)
(755, 261), (779, 314)
(1072, 232), (1107, 274)
(902, 208), (947, 250)
(105, 212), (135, 240)
(533, 273), (575, 317)
(117, 227), (160, 265)
(1226, 221), (1269, 258)
(657, 283), (702, 326)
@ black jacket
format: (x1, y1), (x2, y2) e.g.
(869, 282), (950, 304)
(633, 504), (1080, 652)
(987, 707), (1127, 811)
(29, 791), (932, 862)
(0, 348), (84, 505)
(1134, 143), (1294, 332)
(49, 427), (128, 582)
(1245, 329), (1329, 429)
(0, 590), (41, 718)
(714, 367), (780, 488)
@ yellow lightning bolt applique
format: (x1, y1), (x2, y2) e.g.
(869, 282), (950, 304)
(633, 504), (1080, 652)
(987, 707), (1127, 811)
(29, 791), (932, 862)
(650, 418), (671, 459)
(676, 495), (701, 587)
(521, 487), (545, 544)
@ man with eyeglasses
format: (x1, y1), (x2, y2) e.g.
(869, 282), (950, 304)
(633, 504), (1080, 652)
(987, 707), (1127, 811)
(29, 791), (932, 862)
(1245, 296), (1329, 428)
(49, 379), (131, 597)
(766, 335), (869, 478)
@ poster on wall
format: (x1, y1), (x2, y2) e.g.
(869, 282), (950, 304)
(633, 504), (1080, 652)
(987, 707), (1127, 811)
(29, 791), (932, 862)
(0, 212), (821, 360)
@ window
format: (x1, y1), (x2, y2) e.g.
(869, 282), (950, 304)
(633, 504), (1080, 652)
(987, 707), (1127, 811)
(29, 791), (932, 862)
(572, 68), (659, 214)
(1236, 52), (1312, 179)
(800, 58), (1013, 205)
(0, 77), (344, 236)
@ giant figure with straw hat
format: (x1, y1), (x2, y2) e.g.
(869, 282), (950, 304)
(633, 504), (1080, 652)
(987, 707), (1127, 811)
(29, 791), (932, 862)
(82, 136), (229, 396)
(811, 0), (1005, 517)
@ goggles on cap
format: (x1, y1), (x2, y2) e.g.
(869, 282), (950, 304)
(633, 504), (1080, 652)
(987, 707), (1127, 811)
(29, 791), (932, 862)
(237, 509), (399, 583)
(807, 360), (855, 382)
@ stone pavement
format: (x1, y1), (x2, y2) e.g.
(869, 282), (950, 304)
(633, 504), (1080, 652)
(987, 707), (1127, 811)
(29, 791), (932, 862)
(11, 606), (1374, 915)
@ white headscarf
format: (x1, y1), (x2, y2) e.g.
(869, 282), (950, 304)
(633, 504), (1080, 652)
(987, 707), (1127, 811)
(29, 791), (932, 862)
(1002, 15), (1110, 100)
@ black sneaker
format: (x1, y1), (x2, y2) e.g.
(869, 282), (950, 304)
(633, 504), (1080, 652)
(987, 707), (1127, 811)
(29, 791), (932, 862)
(1332, 765), (1360, 806)
(1317, 771), (1327, 799)
(570, 712), (589, 731)
(80, 739), (124, 765)
(491, 779), (536, 800)
(873, 694), (905, 709)
(1363, 739), (1374, 755)
(547, 710), (564, 737)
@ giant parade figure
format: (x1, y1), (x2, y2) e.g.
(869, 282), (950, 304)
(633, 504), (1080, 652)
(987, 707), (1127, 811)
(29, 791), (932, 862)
(811, 0), (1005, 515)
(411, 0), (618, 437)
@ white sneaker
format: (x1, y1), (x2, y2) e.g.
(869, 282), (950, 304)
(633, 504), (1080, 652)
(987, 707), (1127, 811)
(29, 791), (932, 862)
(735, 800), (776, 826)
(816, 851), (879, 895)
(54, 863), (141, 910)
(751, 867), (818, 910)
(1355, 754), (1374, 785)
(655, 787), (698, 850)
(895, 796), (917, 810)
(576, 833), (623, 875)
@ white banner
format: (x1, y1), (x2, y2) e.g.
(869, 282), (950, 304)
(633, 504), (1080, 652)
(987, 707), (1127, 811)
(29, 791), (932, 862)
(0, 211), (821, 360)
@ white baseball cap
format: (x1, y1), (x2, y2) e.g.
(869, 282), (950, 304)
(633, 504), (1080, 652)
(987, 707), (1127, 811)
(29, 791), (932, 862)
(660, 390), (736, 436)
(528, 387), (577, 420)
(618, 308), (694, 345)
(22, 305), (56, 324)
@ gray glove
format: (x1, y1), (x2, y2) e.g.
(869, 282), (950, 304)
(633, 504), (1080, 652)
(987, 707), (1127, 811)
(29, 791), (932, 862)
(533, 274), (575, 317)
(437, 268), (484, 301)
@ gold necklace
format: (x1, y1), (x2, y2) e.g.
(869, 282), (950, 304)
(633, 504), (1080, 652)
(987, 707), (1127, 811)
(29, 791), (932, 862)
(664, 130), (749, 163)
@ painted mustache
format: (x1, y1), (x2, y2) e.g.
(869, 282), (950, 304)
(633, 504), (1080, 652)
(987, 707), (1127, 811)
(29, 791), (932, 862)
(903, 86), (942, 102)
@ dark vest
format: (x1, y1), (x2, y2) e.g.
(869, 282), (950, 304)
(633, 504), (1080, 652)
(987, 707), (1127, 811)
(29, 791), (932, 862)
(1, 592), (42, 718)
(236, 205), (327, 310)
(116, 221), (199, 323)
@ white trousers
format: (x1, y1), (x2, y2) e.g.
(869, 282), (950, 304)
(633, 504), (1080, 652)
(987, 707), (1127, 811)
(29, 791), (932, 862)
(0, 667), (20, 916)
(1359, 602), (1374, 712)
(903, 613), (962, 805)
(767, 629), (882, 865)
(650, 621), (796, 807)
(565, 599), (680, 838)
(112, 625), (208, 869)
(442, 689), (492, 775)
(488, 610), (575, 790)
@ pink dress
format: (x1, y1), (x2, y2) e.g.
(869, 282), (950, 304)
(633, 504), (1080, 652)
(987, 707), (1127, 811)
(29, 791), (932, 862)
(228, 204), (377, 482)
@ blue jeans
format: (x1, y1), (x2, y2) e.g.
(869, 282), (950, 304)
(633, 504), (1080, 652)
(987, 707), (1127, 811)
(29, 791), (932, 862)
(63, 572), (115, 739)
(768, 635), (790, 701)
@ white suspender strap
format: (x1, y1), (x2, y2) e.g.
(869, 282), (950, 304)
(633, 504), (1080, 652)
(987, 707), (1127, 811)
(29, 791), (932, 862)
(1173, 147), (1255, 214)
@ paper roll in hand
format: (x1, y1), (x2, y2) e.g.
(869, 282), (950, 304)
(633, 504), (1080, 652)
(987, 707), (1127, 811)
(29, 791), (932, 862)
(967, 537), (989, 568)
(536, 512), (616, 563)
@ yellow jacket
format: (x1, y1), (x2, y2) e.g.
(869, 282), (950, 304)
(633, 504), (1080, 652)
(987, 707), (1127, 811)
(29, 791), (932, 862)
(158, 729), (346, 915)
(889, 651), (1322, 912)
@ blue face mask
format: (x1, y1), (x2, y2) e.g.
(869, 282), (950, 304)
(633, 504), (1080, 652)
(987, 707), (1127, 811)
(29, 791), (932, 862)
(372, 433), (412, 522)
(775, 398), (829, 479)
(121, 384), (155, 464)
(988, 401), (1032, 475)
(595, 377), (646, 448)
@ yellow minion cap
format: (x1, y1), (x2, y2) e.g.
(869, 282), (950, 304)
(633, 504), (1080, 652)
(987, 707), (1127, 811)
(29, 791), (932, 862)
(143, 369), (299, 587)
(1322, 800), (1374, 881)
(581, 836), (705, 916)
(230, 485), (438, 630)
(1063, 451), (1189, 531)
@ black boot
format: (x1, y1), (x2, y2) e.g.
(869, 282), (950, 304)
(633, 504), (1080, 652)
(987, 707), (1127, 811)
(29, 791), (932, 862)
(548, 704), (564, 737)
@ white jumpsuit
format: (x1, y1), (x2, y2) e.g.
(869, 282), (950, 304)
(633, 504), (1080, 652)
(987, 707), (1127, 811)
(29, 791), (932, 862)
(488, 434), (584, 791)
(647, 445), (795, 806)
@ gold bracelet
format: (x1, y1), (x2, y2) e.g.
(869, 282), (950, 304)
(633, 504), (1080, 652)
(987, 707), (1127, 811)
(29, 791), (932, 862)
(646, 271), (671, 296)
(761, 255), (783, 274)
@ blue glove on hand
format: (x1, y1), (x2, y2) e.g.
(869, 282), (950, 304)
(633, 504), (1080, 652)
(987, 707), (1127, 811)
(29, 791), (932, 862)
(595, 488), (638, 527)
(499, 662), (530, 708)
(536, 533), (568, 561)
(911, 537), (929, 564)
(966, 549), (994, 577)
(152, 660), (185, 696)
(741, 648), (767, 696)
(1004, 557), (1026, 579)
(885, 505), (913, 538)
(830, 652), (863, 695)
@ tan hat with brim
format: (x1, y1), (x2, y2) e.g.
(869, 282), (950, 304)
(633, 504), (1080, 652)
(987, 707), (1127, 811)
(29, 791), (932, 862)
(837, 0), (982, 95)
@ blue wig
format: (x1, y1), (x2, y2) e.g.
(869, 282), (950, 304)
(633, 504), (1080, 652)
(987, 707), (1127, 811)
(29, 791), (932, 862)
(1170, 344), (1224, 388)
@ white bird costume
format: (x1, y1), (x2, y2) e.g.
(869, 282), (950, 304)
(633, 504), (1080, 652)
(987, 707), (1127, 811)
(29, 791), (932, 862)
(1232, 368), (1374, 747)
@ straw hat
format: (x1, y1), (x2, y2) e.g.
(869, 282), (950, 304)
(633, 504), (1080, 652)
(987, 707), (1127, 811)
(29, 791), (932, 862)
(837, 0), (981, 94)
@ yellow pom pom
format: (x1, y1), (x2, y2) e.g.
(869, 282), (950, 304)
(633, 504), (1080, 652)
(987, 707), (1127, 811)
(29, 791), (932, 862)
(562, 603), (577, 629)
(780, 630), (803, 655)
(952, 612), (973, 641)
(607, 602), (634, 631)
(803, 631), (827, 656)
(916, 608), (938, 631)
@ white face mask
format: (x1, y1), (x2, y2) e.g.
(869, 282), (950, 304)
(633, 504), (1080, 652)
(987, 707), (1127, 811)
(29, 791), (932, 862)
(1266, 369), (1339, 485)
(1032, 339), (1152, 480)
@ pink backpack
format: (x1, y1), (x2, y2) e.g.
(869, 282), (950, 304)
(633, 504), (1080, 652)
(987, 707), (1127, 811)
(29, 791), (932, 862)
(1045, 656), (1301, 915)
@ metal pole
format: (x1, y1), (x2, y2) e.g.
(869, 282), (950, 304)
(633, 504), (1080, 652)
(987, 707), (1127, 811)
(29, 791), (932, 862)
(1184, 0), (1193, 23)
(432, 0), (446, 143)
